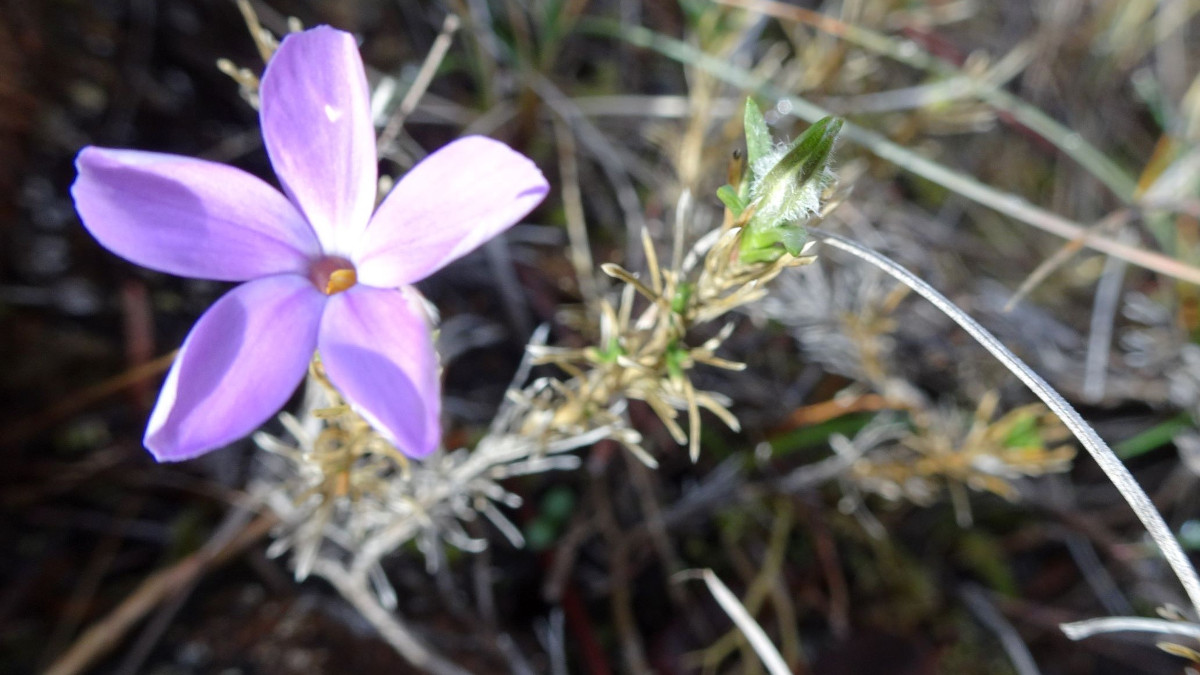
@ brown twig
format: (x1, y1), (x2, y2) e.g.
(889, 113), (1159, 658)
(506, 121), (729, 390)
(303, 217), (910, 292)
(44, 511), (277, 675)
(39, 496), (146, 671)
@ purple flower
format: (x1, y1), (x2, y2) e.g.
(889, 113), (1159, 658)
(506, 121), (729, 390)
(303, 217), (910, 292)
(70, 27), (549, 462)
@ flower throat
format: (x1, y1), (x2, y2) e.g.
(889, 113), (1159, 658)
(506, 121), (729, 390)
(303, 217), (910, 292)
(309, 256), (357, 295)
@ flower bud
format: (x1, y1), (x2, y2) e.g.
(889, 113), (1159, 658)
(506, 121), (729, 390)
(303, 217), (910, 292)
(733, 101), (842, 263)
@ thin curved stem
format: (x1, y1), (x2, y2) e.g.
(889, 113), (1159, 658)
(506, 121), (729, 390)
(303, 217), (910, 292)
(1060, 616), (1200, 641)
(809, 228), (1200, 617)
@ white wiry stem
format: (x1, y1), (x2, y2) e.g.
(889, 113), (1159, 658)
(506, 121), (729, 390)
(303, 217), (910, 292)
(699, 570), (792, 675)
(809, 228), (1200, 617)
(313, 559), (470, 675)
(1060, 616), (1200, 641)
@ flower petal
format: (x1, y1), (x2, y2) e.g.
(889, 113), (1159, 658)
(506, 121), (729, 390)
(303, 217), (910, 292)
(355, 136), (549, 287)
(145, 275), (325, 461)
(319, 285), (440, 457)
(260, 26), (376, 256)
(71, 147), (320, 281)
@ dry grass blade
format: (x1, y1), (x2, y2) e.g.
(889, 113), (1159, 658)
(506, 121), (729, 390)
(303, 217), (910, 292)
(695, 569), (791, 675)
(44, 512), (278, 675)
(584, 20), (1200, 286)
(960, 584), (1042, 675)
(376, 13), (461, 156)
(1004, 209), (1133, 312)
(714, 0), (1138, 201)
(313, 560), (471, 675)
(553, 116), (600, 306)
(4, 349), (178, 450)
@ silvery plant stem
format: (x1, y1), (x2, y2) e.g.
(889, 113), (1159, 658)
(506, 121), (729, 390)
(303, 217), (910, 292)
(1060, 616), (1200, 641)
(809, 228), (1200, 618)
(313, 559), (471, 675)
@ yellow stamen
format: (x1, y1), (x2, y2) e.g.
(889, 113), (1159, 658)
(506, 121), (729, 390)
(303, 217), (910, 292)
(325, 268), (357, 295)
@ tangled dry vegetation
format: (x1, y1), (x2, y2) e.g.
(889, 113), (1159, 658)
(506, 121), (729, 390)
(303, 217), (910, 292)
(8, 1), (1200, 674)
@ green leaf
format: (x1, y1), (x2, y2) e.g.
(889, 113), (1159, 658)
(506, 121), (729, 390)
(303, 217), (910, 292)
(766, 412), (880, 457)
(1001, 414), (1041, 449)
(737, 246), (781, 265)
(671, 281), (694, 314)
(777, 225), (808, 256)
(716, 184), (745, 215)
(665, 343), (687, 379)
(1113, 413), (1193, 459)
(743, 98), (772, 171)
(736, 217), (809, 263)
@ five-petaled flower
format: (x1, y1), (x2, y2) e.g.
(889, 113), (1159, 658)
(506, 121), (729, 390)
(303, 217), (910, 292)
(70, 26), (549, 462)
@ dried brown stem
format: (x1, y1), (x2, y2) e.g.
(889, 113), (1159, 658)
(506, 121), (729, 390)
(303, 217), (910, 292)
(45, 512), (277, 675)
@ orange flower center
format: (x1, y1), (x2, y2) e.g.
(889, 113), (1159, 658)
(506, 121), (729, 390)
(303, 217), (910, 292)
(309, 256), (357, 295)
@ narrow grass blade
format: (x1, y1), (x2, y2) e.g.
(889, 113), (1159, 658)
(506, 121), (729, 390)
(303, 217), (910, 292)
(699, 569), (792, 675)
(579, 18), (1200, 286)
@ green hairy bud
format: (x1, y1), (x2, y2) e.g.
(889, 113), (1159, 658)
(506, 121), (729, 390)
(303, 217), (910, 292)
(731, 99), (842, 263)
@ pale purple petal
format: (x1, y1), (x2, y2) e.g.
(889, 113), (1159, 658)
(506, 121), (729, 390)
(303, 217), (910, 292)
(260, 26), (376, 256)
(354, 136), (549, 287)
(145, 275), (325, 461)
(318, 285), (440, 457)
(72, 147), (319, 281)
